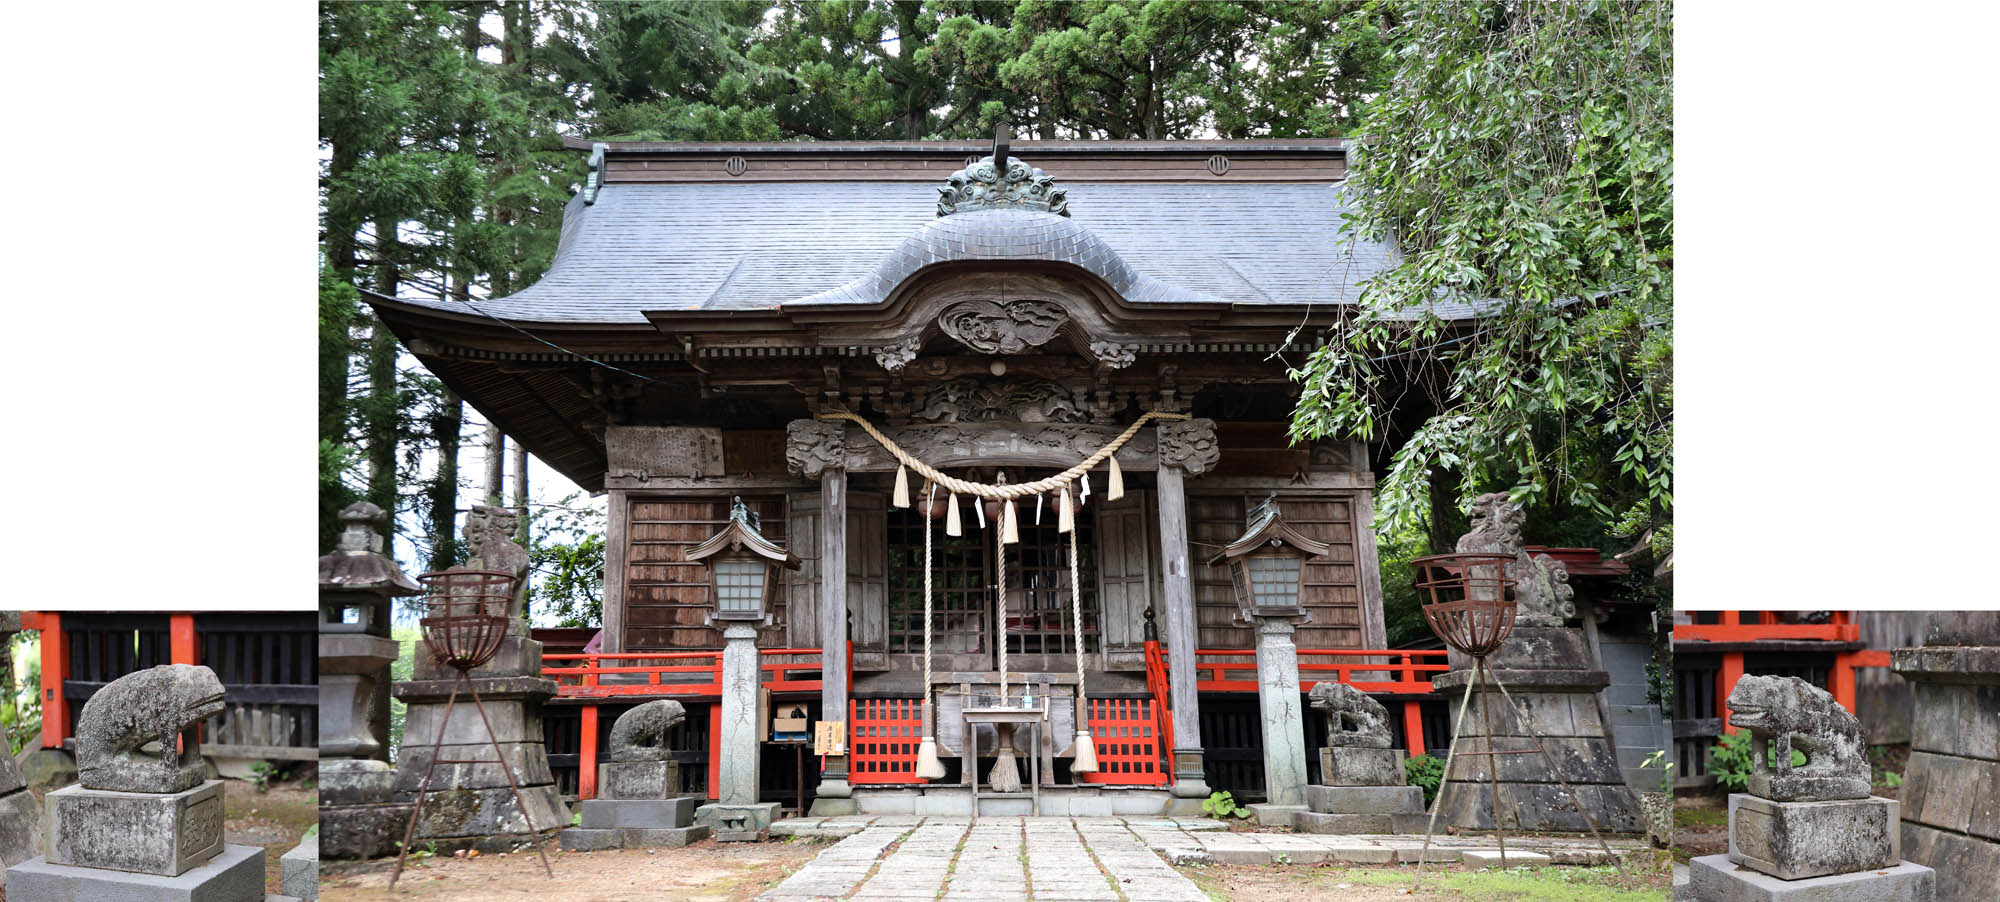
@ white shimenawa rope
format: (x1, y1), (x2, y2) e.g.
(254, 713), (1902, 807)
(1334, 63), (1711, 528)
(996, 523), (1008, 702)
(817, 409), (1186, 500)
(1069, 522), (1086, 695)
(924, 483), (934, 701)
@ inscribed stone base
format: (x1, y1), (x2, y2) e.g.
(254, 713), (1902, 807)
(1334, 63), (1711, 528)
(1292, 811), (1430, 834)
(693, 802), (781, 838)
(598, 761), (681, 800)
(1727, 794), (1898, 881)
(5, 843), (265, 902)
(1688, 854), (1935, 902)
(577, 797), (699, 830)
(1246, 804), (1306, 827)
(1304, 784), (1425, 815)
(406, 783), (569, 842)
(46, 780), (224, 877)
(316, 804), (412, 860)
(278, 834), (316, 902)
(1, 787), (43, 868)
(559, 825), (710, 852)
(1319, 747), (1405, 787)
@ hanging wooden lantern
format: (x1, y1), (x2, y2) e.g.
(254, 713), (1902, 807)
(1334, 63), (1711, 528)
(1205, 495), (1331, 620)
(685, 497), (801, 621)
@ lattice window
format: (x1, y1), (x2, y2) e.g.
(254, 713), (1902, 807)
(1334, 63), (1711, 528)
(885, 509), (1100, 657)
(1010, 517), (1098, 656)
(887, 510), (988, 655)
(849, 698), (924, 784)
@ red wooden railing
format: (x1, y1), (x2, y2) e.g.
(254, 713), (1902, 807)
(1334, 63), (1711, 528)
(1674, 611), (1892, 730)
(1184, 648), (1450, 694)
(554, 645), (842, 800)
(1074, 697), (1170, 785)
(848, 698), (925, 784)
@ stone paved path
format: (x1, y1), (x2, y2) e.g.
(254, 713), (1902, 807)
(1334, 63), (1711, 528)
(761, 816), (1647, 900)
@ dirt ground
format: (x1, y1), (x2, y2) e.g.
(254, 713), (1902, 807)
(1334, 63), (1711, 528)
(319, 837), (827, 902)
(1181, 856), (1674, 902)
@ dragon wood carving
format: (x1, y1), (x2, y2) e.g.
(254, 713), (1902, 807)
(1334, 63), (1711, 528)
(911, 377), (1084, 424)
(937, 299), (1069, 355)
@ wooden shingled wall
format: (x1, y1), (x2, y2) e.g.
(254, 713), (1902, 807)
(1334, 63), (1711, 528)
(622, 496), (788, 650)
(1188, 492), (1367, 650)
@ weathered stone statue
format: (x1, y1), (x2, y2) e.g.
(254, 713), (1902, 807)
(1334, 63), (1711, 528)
(1295, 682), (1426, 834)
(1454, 493), (1575, 627)
(75, 663), (226, 794)
(1726, 674), (1869, 802)
(1431, 495), (1641, 834)
(560, 701), (710, 852)
(1688, 674), (1937, 899)
(1309, 682), (1392, 749)
(8, 664), (267, 901)
(460, 505), (531, 623)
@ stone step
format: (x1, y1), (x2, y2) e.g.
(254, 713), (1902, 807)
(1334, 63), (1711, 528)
(560, 825), (710, 852)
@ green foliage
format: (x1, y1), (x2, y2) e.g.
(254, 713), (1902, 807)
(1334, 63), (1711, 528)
(1709, 729), (1805, 792)
(1640, 748), (1674, 793)
(1290, 0), (1674, 560)
(1881, 770), (1902, 789)
(1404, 753), (1445, 805)
(3, 632), (41, 756)
(1200, 790), (1251, 819)
(526, 493), (608, 629)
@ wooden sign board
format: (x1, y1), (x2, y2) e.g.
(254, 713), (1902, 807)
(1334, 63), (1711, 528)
(814, 721), (846, 756)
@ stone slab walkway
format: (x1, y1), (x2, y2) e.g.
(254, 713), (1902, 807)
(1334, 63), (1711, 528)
(761, 817), (1650, 900)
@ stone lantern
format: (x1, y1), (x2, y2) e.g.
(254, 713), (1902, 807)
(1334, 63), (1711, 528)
(690, 497), (797, 841)
(685, 497), (799, 623)
(1207, 495), (1331, 621)
(1206, 495), (1329, 822)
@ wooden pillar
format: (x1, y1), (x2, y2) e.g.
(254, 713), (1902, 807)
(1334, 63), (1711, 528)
(1402, 700), (1426, 757)
(170, 613), (198, 667)
(26, 612), (67, 748)
(817, 467), (852, 797)
(1719, 651), (1745, 733)
(707, 701), (724, 801)
(579, 704), (599, 800)
(1830, 651), (1858, 715)
(602, 491), (629, 655)
(1156, 464), (1209, 798)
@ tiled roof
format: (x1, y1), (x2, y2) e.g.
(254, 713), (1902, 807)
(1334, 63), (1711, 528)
(387, 179), (1401, 324)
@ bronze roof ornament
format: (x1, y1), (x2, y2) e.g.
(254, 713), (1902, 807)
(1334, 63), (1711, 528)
(937, 122), (1070, 218)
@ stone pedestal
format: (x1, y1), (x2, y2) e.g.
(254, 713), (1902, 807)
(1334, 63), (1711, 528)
(1688, 854), (1936, 902)
(1727, 793), (1899, 880)
(1891, 612), (2000, 902)
(318, 632), (400, 760)
(7, 843), (267, 902)
(316, 759), (412, 860)
(1432, 628), (1645, 833)
(562, 796), (709, 851)
(46, 781), (224, 877)
(0, 749), (42, 871)
(280, 832), (317, 901)
(1293, 748), (1428, 834)
(392, 636), (568, 847)
(1251, 616), (1309, 809)
(696, 623), (774, 841)
(599, 760), (679, 800)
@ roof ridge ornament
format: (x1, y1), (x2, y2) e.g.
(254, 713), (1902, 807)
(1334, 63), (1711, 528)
(938, 123), (1070, 218)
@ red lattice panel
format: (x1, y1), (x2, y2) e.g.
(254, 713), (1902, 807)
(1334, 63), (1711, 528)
(849, 698), (925, 784)
(1075, 697), (1169, 785)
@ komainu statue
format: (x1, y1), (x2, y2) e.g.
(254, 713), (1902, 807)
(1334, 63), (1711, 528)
(611, 700), (687, 762)
(1454, 492), (1576, 627)
(1309, 682), (1392, 749)
(75, 664), (227, 793)
(1725, 675), (1870, 801)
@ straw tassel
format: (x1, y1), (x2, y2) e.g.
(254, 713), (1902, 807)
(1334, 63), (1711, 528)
(1072, 697), (1099, 774)
(946, 493), (962, 536)
(892, 463), (910, 508)
(1079, 473), (1090, 505)
(915, 702), (947, 779)
(1001, 499), (1020, 545)
(1035, 492), (1044, 525)
(1106, 456), (1124, 501)
(1057, 487), (1074, 533)
(974, 497), (987, 529)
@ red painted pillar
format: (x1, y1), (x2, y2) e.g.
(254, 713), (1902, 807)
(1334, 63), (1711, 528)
(1402, 700), (1426, 757)
(1719, 652), (1745, 733)
(579, 704), (600, 801)
(170, 614), (199, 667)
(1830, 652), (1858, 715)
(24, 613), (67, 748)
(707, 702), (723, 800)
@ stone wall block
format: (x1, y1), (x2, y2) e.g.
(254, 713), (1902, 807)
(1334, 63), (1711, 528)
(411, 784), (568, 840)
(1910, 683), (2000, 760)
(401, 700), (544, 747)
(392, 742), (557, 793)
(1903, 820), (2000, 902)
(1444, 737), (1623, 785)
(0, 789), (43, 867)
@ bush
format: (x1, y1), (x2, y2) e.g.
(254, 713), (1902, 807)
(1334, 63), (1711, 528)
(1709, 729), (1805, 791)
(1406, 753), (1446, 805)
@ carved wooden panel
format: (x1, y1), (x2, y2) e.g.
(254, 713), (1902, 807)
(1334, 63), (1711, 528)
(606, 426), (724, 481)
(1095, 489), (1154, 668)
(623, 496), (786, 650)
